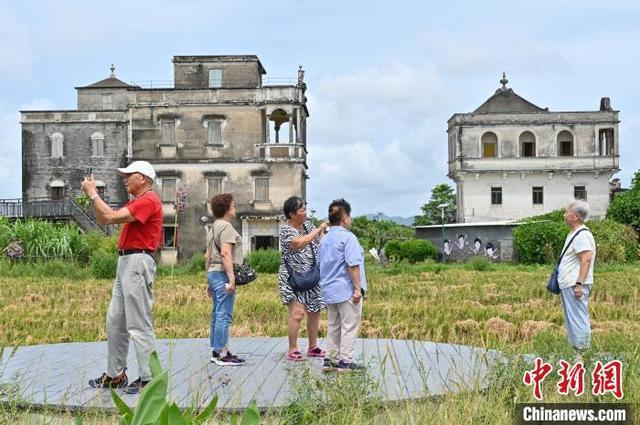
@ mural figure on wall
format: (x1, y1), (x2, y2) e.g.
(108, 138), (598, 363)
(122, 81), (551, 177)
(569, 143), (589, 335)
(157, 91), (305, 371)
(485, 242), (499, 259)
(471, 237), (482, 255)
(437, 233), (500, 261)
(443, 239), (453, 256)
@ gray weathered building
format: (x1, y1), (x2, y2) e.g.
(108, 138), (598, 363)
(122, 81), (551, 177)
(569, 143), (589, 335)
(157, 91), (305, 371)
(21, 55), (310, 262)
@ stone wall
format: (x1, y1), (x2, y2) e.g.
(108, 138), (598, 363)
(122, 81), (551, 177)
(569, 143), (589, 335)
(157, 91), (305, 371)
(174, 61), (262, 89)
(77, 88), (132, 111)
(415, 223), (519, 262)
(21, 114), (129, 203)
(153, 162), (305, 259)
(458, 171), (611, 222)
(131, 105), (263, 160)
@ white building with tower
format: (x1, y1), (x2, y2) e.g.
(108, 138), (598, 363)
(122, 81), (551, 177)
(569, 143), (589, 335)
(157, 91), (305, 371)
(447, 74), (619, 222)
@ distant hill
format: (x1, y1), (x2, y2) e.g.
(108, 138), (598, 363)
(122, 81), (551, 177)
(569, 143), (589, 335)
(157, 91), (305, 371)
(363, 214), (414, 226)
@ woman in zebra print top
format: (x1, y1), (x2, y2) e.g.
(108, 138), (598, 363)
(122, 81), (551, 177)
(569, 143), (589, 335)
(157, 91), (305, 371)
(279, 196), (329, 361)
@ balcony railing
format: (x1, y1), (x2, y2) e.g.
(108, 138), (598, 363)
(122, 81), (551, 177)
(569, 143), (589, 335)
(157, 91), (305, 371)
(255, 143), (306, 160)
(0, 198), (117, 234)
(453, 155), (620, 173)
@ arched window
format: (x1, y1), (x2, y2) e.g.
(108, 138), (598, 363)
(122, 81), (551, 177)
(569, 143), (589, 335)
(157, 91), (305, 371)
(481, 132), (498, 158)
(91, 132), (105, 157)
(50, 132), (64, 158)
(519, 131), (536, 157)
(557, 130), (574, 156)
(268, 108), (291, 144)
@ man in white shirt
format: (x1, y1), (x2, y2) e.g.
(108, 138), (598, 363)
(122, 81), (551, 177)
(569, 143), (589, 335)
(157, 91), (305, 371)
(558, 200), (596, 351)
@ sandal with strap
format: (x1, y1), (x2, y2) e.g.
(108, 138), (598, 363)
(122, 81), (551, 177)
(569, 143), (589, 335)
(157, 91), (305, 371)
(307, 346), (326, 358)
(285, 350), (306, 361)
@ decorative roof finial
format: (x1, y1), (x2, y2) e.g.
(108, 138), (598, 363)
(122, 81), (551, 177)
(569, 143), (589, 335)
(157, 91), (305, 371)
(110, 64), (116, 78)
(500, 72), (509, 89)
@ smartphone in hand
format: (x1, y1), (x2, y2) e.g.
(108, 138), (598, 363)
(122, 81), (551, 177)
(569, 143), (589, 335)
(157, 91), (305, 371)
(86, 167), (92, 179)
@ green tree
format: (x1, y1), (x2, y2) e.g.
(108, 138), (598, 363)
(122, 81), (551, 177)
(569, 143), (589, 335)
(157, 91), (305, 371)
(607, 170), (640, 231)
(414, 183), (456, 225)
(351, 216), (413, 250)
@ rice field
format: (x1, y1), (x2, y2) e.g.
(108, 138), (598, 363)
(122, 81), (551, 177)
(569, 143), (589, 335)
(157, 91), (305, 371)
(1, 262), (638, 424)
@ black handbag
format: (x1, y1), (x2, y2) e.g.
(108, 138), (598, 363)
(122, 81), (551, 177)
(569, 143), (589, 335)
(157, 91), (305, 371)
(546, 228), (589, 295)
(211, 227), (257, 286)
(231, 261), (257, 286)
(285, 225), (321, 292)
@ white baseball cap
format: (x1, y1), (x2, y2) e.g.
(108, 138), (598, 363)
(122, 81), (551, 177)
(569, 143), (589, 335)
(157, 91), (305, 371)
(116, 161), (156, 180)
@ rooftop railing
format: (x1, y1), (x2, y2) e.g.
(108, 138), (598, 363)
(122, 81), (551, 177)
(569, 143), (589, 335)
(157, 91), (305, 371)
(130, 77), (297, 89)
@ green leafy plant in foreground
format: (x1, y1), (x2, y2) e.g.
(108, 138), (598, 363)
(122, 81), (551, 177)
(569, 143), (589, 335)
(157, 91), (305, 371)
(76, 351), (260, 425)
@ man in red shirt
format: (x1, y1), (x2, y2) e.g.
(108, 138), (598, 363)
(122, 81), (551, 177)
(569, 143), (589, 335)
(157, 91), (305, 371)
(81, 160), (162, 394)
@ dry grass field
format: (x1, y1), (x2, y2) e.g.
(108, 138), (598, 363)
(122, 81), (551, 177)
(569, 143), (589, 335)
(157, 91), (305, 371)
(1, 262), (638, 424)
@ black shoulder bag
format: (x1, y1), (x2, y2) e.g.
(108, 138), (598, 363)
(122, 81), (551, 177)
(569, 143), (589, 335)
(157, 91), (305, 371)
(285, 224), (321, 292)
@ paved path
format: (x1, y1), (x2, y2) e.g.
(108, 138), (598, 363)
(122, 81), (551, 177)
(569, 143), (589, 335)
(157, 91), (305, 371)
(0, 337), (500, 412)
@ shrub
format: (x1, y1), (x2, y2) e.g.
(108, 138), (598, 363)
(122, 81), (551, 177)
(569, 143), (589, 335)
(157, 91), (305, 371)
(91, 250), (118, 279)
(383, 239), (437, 263)
(396, 239), (438, 263)
(513, 220), (569, 264)
(520, 209), (565, 224)
(186, 252), (206, 274)
(607, 170), (640, 231)
(0, 219), (89, 261)
(587, 219), (638, 263)
(247, 249), (281, 273)
(83, 230), (118, 255)
(384, 240), (403, 260)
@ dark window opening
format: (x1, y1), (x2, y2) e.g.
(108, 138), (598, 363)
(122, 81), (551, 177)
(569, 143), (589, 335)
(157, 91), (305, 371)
(557, 131), (574, 156)
(522, 142), (535, 157)
(532, 186), (544, 205)
(51, 187), (64, 201)
(491, 187), (502, 205)
(252, 236), (278, 251)
(163, 226), (176, 248)
(574, 186), (587, 201)
(559, 141), (573, 156)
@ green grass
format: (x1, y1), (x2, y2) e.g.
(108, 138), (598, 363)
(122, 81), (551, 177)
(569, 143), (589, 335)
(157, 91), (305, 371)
(0, 261), (639, 423)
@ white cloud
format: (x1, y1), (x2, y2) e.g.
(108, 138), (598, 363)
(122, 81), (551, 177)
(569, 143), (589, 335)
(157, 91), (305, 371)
(34, 0), (235, 51)
(306, 63), (454, 216)
(419, 30), (573, 80)
(0, 7), (34, 79)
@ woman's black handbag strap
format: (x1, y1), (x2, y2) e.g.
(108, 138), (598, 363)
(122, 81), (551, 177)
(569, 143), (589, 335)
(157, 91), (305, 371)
(555, 228), (589, 266)
(284, 223), (316, 275)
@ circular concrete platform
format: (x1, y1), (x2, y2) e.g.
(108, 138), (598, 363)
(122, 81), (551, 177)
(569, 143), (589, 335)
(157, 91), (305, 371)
(0, 337), (501, 412)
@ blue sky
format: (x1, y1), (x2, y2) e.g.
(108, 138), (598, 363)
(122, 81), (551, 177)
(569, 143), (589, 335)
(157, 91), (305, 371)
(1, 0), (639, 216)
